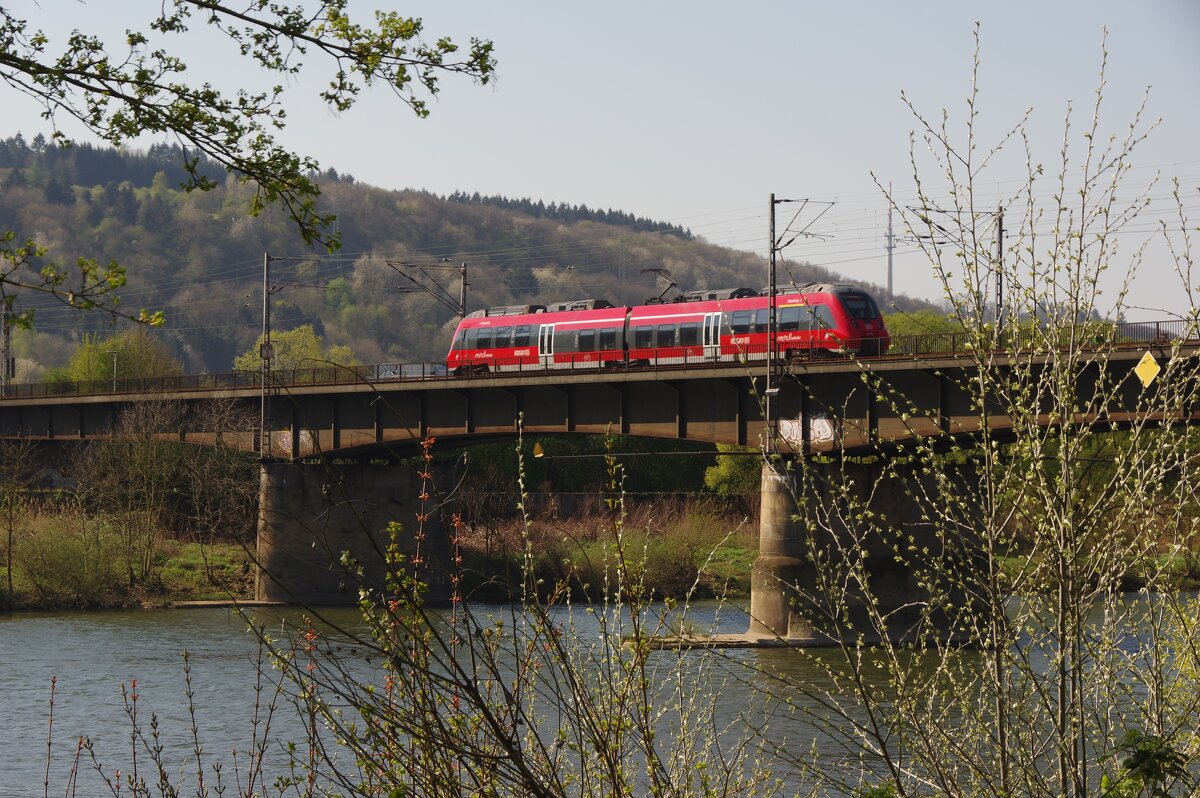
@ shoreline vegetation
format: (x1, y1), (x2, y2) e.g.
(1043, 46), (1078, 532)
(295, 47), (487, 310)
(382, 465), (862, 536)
(4, 498), (1198, 612)
(0, 498), (762, 611)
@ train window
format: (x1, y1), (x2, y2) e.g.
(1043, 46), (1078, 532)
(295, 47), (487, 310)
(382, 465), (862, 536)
(657, 324), (676, 347)
(634, 326), (654, 349)
(476, 328), (494, 349)
(578, 329), (596, 351)
(679, 322), (699, 346)
(753, 308), (770, 334)
(464, 327), (479, 348)
(780, 306), (801, 332)
(494, 326), (513, 348)
(451, 329), (465, 350)
(841, 294), (879, 320)
(514, 325), (531, 347)
(730, 310), (752, 334)
(554, 328), (576, 353)
(599, 328), (618, 350)
(808, 305), (835, 329)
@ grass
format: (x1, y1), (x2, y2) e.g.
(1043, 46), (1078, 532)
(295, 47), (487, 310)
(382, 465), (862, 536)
(456, 498), (760, 601)
(997, 551), (1200, 593)
(156, 540), (255, 602)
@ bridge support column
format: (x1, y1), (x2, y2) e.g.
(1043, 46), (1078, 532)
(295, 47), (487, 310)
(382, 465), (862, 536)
(747, 459), (982, 645)
(256, 460), (450, 604)
(748, 463), (811, 638)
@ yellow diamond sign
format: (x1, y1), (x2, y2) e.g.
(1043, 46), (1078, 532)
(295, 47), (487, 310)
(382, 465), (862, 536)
(1134, 351), (1161, 388)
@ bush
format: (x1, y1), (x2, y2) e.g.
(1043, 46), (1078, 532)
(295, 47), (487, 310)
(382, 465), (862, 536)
(15, 514), (126, 607)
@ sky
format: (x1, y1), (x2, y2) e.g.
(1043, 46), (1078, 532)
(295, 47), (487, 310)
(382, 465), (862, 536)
(3, 1), (1199, 319)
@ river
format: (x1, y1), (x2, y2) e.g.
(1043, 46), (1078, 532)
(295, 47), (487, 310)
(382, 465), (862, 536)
(3, 602), (842, 795)
(5, 597), (1188, 796)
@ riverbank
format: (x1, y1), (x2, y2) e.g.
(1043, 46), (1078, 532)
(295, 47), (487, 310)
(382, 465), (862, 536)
(11, 504), (1193, 612)
(1, 501), (761, 610)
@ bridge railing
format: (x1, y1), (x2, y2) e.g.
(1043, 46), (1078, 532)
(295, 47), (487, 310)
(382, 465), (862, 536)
(2, 320), (1194, 400)
(884, 319), (1193, 356)
(0, 371), (267, 399)
(0, 362), (453, 400)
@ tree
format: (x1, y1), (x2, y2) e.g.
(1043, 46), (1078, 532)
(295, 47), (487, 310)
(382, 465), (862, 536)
(880, 307), (968, 354)
(881, 307), (963, 338)
(232, 323), (358, 371)
(704, 444), (762, 497)
(762, 30), (1200, 797)
(64, 328), (184, 383)
(0, 2), (494, 326)
(0, 438), (37, 609)
(73, 400), (189, 589)
(179, 400), (260, 590)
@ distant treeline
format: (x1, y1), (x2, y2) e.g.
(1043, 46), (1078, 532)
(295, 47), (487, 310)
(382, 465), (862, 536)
(446, 190), (693, 240)
(0, 134), (231, 200)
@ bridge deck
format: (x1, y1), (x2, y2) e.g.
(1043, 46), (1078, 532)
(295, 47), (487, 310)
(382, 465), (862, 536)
(3, 337), (1197, 459)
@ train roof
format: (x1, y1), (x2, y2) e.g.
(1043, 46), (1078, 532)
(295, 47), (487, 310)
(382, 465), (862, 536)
(544, 298), (615, 312)
(764, 282), (872, 296)
(466, 304), (548, 318)
(459, 284), (880, 323)
(676, 287), (758, 302)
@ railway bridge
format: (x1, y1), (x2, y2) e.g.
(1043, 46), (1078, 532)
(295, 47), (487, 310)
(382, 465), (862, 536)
(3, 327), (1198, 642)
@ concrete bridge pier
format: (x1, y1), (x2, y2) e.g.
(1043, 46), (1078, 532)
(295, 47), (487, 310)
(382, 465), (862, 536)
(747, 463), (813, 639)
(747, 459), (983, 645)
(256, 459), (451, 604)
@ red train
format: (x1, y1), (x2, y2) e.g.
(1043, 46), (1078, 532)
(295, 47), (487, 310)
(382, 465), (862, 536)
(446, 283), (889, 375)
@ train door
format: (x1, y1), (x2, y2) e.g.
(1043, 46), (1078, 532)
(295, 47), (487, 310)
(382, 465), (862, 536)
(703, 312), (723, 360)
(537, 323), (556, 368)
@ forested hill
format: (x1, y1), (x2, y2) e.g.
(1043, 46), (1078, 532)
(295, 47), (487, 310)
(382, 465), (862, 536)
(446, 192), (694, 240)
(1, 137), (918, 376)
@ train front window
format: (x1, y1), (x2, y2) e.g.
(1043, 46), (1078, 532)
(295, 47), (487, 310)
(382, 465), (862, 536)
(841, 293), (880, 320)
(797, 305), (834, 330)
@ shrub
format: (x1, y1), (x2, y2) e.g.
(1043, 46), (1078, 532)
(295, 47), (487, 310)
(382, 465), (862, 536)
(15, 514), (126, 607)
